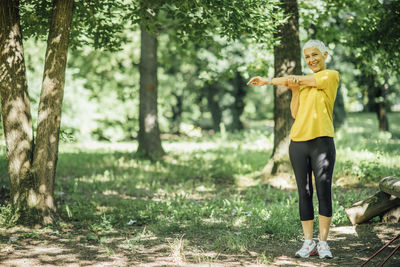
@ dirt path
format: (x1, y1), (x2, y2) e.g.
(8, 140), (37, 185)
(1, 223), (399, 266)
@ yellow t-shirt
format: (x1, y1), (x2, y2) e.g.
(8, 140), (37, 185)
(290, 69), (340, 141)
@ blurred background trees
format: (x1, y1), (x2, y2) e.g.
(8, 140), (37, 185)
(2, 0), (398, 144)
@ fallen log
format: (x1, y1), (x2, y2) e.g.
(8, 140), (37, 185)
(379, 176), (400, 198)
(382, 206), (400, 223)
(345, 191), (400, 225)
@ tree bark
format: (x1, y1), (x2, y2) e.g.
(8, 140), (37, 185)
(30, 0), (74, 224)
(137, 26), (164, 158)
(379, 176), (400, 198)
(382, 206), (400, 223)
(364, 71), (389, 131)
(377, 74), (389, 131)
(206, 82), (222, 132)
(0, 0), (35, 218)
(230, 72), (245, 131)
(345, 191), (400, 225)
(263, 0), (301, 175)
(171, 92), (183, 134)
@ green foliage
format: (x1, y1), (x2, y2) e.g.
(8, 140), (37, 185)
(0, 205), (19, 228)
(333, 0), (400, 71)
(20, 0), (126, 50)
(128, 0), (286, 45)
(334, 112), (400, 183)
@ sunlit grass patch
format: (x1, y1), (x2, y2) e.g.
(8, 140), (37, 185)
(334, 112), (400, 185)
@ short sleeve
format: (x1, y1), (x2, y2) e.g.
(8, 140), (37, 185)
(313, 70), (340, 91)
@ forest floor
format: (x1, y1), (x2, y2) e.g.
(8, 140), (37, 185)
(1, 113), (400, 266)
(1, 205), (399, 266)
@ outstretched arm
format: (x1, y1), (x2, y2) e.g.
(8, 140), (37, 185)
(247, 75), (316, 87)
(247, 75), (308, 119)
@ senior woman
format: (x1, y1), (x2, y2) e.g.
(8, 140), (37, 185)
(247, 40), (339, 259)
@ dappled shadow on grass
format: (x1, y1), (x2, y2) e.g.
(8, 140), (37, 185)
(0, 227), (127, 266)
(51, 146), (270, 199)
(326, 223), (400, 267)
(1, 111), (400, 265)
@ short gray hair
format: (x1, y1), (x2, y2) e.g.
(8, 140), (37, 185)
(303, 39), (328, 55)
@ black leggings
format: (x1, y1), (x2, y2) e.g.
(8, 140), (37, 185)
(289, 137), (336, 221)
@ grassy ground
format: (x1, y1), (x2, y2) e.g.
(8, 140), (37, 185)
(0, 112), (400, 266)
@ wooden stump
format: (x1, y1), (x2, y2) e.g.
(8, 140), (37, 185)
(345, 191), (400, 225)
(379, 176), (400, 198)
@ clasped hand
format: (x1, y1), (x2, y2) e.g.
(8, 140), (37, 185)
(286, 75), (300, 88)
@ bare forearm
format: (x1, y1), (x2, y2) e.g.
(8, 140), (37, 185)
(248, 74), (316, 88)
(270, 77), (289, 86)
(271, 75), (316, 87)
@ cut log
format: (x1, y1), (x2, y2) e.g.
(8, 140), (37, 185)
(379, 176), (400, 198)
(382, 206), (400, 223)
(345, 191), (400, 225)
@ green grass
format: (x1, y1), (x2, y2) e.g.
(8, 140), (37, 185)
(0, 112), (399, 262)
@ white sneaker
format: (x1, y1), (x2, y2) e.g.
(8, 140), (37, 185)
(317, 241), (333, 259)
(295, 239), (317, 258)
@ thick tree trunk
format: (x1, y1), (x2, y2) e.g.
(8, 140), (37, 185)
(379, 176), (400, 198)
(0, 0), (35, 218)
(345, 191), (400, 225)
(30, 0), (74, 224)
(137, 26), (164, 157)
(230, 72), (245, 131)
(206, 82), (222, 132)
(263, 0), (301, 175)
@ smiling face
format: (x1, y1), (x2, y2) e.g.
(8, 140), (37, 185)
(304, 47), (328, 73)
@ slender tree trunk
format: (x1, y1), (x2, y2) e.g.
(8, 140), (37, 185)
(263, 0), (301, 176)
(364, 72), (389, 131)
(230, 72), (245, 131)
(206, 82), (222, 132)
(30, 0), (74, 224)
(137, 26), (164, 157)
(377, 74), (389, 131)
(364, 74), (377, 112)
(171, 92), (183, 134)
(0, 0), (35, 215)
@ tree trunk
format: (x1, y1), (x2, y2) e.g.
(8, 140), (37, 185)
(29, 0), (74, 225)
(364, 71), (389, 131)
(0, 0), (35, 218)
(171, 92), (183, 134)
(263, 0), (301, 176)
(379, 176), (400, 198)
(230, 72), (245, 131)
(137, 26), (164, 158)
(206, 82), (222, 132)
(377, 74), (389, 131)
(345, 191), (400, 225)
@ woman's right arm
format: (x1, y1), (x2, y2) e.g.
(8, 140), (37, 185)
(247, 75), (302, 118)
(247, 75), (316, 87)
